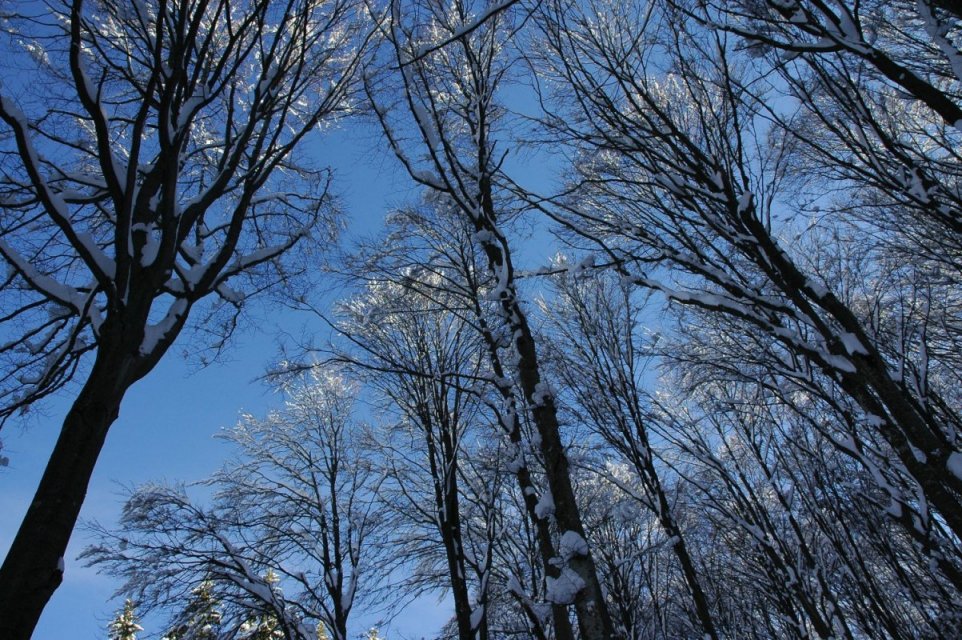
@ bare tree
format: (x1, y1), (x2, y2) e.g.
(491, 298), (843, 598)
(528, 0), (962, 562)
(334, 263), (496, 640)
(365, 1), (615, 635)
(84, 369), (390, 640)
(541, 271), (719, 639)
(0, 0), (372, 634)
(573, 464), (690, 640)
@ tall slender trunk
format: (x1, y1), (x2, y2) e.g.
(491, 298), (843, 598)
(472, 307), (576, 640)
(442, 519), (475, 640)
(627, 423), (718, 639)
(0, 348), (134, 640)
(434, 439), (475, 640)
(474, 178), (616, 640)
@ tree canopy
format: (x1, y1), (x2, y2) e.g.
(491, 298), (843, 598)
(2, 0), (961, 638)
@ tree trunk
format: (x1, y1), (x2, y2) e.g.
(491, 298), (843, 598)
(472, 179), (615, 639)
(526, 385), (616, 640)
(443, 530), (475, 640)
(438, 458), (475, 640)
(0, 348), (133, 640)
(472, 308), (576, 640)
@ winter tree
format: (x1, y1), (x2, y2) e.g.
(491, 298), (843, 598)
(0, 0), (372, 635)
(161, 580), (222, 640)
(83, 369), (391, 640)
(528, 0), (962, 580)
(365, 1), (614, 635)
(40, 0), (962, 636)
(335, 265), (497, 640)
(542, 272), (719, 639)
(108, 599), (143, 640)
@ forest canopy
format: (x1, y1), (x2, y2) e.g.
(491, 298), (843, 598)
(1, 0), (961, 639)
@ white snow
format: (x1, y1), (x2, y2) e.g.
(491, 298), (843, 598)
(411, 169), (444, 189)
(568, 254), (595, 274)
(0, 240), (85, 310)
(412, 101), (440, 149)
(216, 282), (245, 304)
(408, 0), (517, 62)
(473, 229), (494, 243)
(531, 382), (553, 407)
(341, 575), (356, 610)
(736, 190), (753, 214)
(177, 89), (208, 129)
(839, 331), (869, 356)
(140, 298), (188, 355)
(558, 531), (589, 560)
(545, 567), (584, 604)
(534, 491), (555, 519)
(470, 604), (485, 630)
(947, 451), (962, 482)
(139, 226), (161, 267)
(0, 95), (26, 123)
(257, 65), (278, 96)
(910, 445), (927, 463)
(821, 352), (857, 374)
(505, 444), (525, 473)
(905, 168), (931, 203)
(242, 577), (273, 601)
(75, 232), (116, 278)
(865, 414), (886, 427)
(917, 0), (962, 85)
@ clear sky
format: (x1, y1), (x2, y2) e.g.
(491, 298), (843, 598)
(0, 58), (564, 636)
(0, 121), (450, 640)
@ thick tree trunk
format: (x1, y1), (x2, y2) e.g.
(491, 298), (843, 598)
(517, 462), (578, 640)
(0, 347), (134, 640)
(0, 397), (118, 637)
(526, 384), (616, 640)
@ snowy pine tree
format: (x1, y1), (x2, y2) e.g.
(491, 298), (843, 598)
(162, 580), (221, 640)
(238, 571), (284, 640)
(108, 600), (142, 640)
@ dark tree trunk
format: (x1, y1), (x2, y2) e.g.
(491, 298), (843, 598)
(443, 526), (475, 640)
(435, 440), (475, 640)
(0, 347), (135, 640)
(472, 308), (577, 640)
(473, 176), (616, 640)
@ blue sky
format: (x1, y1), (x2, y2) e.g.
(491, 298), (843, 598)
(0, 61), (565, 636)
(0, 121), (455, 640)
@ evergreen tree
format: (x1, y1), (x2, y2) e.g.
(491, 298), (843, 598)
(108, 600), (142, 640)
(162, 580), (222, 640)
(239, 571), (284, 640)
(238, 615), (283, 640)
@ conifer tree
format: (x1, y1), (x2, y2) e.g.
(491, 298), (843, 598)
(238, 571), (284, 640)
(162, 580), (221, 640)
(108, 600), (142, 640)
